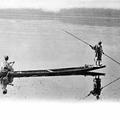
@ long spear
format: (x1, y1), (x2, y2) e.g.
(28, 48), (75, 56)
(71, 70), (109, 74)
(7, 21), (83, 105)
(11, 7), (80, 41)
(63, 29), (120, 66)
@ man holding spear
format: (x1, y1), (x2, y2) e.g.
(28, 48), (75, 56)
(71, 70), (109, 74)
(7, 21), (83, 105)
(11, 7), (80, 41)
(89, 41), (103, 66)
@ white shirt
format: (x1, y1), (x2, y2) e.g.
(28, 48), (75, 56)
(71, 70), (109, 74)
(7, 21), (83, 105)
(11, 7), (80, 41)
(0, 60), (9, 71)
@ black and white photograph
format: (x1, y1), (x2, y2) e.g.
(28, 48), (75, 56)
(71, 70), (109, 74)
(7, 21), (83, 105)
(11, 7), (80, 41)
(0, 0), (120, 119)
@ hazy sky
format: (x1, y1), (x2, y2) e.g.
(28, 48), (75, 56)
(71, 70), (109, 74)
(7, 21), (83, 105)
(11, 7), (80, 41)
(0, 0), (120, 11)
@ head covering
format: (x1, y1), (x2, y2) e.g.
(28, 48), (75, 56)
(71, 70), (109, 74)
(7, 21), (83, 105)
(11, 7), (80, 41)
(4, 56), (9, 61)
(98, 41), (102, 45)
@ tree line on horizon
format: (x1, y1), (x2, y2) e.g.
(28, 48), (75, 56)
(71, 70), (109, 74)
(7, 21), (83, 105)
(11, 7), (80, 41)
(0, 8), (119, 19)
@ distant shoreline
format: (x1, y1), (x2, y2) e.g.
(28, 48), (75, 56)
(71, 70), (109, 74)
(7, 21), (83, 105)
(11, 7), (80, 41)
(0, 8), (119, 27)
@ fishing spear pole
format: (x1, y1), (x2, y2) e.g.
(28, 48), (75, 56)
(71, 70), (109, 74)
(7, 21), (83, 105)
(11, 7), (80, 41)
(101, 76), (120, 90)
(63, 29), (91, 46)
(103, 52), (120, 66)
(63, 29), (120, 66)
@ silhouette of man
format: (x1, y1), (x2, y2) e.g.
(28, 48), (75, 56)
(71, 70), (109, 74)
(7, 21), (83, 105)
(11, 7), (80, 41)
(90, 41), (103, 66)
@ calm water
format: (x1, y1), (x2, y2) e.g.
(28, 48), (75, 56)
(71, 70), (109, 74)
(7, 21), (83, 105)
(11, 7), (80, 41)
(0, 18), (119, 101)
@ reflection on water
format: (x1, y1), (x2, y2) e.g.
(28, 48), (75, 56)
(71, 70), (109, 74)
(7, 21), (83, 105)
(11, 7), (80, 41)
(0, 16), (119, 100)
